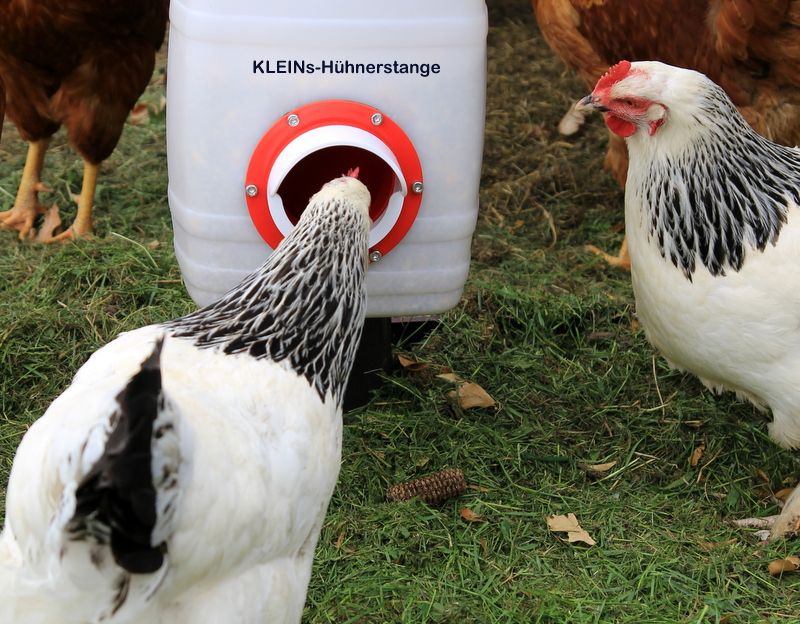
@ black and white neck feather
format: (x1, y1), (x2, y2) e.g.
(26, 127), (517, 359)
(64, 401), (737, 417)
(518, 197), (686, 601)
(166, 176), (371, 403)
(628, 77), (800, 280)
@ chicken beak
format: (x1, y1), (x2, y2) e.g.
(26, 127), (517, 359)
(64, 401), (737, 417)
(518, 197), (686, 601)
(575, 94), (609, 113)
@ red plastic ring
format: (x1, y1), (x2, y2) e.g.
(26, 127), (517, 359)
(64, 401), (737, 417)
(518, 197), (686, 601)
(244, 99), (423, 257)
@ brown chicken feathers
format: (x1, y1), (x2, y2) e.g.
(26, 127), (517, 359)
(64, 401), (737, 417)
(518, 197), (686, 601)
(0, 1), (168, 240)
(533, 0), (800, 185)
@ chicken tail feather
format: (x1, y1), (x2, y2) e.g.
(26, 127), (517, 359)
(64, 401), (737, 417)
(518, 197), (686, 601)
(68, 337), (168, 575)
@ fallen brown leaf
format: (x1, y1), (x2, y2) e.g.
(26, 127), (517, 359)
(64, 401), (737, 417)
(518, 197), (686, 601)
(397, 354), (429, 372)
(397, 354), (414, 367)
(509, 218), (525, 233)
(768, 555), (800, 576)
(128, 102), (150, 125)
(467, 484), (490, 493)
(460, 507), (484, 523)
(449, 382), (496, 409)
(579, 461), (617, 476)
(755, 467), (770, 484)
(690, 442), (705, 468)
(547, 513), (596, 546)
(776, 487), (795, 502)
(698, 538), (737, 552)
(335, 531), (346, 550)
(436, 372), (464, 383)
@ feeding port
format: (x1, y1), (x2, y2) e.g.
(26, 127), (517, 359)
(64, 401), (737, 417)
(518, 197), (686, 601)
(245, 100), (423, 258)
(277, 146), (395, 226)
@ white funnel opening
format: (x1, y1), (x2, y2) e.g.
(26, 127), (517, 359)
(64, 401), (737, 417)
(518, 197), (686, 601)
(265, 125), (407, 247)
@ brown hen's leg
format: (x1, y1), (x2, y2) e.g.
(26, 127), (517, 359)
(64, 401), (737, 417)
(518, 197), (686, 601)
(583, 132), (632, 270)
(0, 139), (52, 239)
(585, 237), (631, 271)
(44, 160), (97, 243)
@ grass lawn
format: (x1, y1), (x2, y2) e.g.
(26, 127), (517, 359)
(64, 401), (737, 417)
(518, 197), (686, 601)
(2, 1), (800, 622)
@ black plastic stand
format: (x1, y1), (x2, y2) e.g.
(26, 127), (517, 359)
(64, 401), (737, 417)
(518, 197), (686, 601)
(343, 317), (394, 411)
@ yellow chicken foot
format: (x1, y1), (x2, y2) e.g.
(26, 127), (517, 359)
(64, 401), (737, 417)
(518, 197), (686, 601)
(43, 160), (97, 243)
(0, 139), (51, 239)
(585, 237), (631, 271)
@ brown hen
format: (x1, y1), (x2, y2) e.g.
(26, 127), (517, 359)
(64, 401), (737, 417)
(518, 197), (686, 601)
(0, 1), (168, 241)
(0, 73), (4, 143)
(532, 0), (800, 268)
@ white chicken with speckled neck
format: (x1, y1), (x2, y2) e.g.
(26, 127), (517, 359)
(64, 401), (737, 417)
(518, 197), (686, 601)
(579, 60), (800, 539)
(0, 173), (371, 622)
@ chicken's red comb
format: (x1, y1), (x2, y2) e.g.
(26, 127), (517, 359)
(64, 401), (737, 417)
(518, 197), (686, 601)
(595, 60), (632, 92)
(346, 167), (360, 179)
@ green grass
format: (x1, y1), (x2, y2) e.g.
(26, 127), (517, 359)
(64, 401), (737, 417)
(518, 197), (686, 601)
(2, 1), (800, 622)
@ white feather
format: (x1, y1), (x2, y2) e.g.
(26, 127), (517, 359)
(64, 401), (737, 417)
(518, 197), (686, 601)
(627, 198), (800, 447)
(1, 325), (342, 623)
(0, 175), (370, 622)
(618, 61), (800, 449)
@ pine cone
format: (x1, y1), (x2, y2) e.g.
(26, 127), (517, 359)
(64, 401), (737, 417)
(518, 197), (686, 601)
(385, 468), (467, 505)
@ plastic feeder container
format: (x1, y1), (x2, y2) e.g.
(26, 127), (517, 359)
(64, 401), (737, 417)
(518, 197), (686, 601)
(167, 0), (488, 316)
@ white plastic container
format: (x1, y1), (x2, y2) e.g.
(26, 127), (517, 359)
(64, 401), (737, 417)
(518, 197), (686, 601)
(167, 0), (488, 316)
